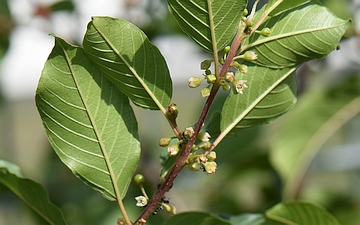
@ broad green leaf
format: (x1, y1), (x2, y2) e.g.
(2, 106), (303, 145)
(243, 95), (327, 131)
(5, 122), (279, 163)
(36, 36), (140, 200)
(267, 0), (310, 17)
(161, 212), (231, 225)
(83, 16), (172, 111)
(270, 77), (360, 199)
(242, 2), (351, 68)
(220, 66), (296, 135)
(0, 160), (67, 225)
(227, 213), (265, 225)
(167, 0), (247, 52)
(263, 201), (340, 225)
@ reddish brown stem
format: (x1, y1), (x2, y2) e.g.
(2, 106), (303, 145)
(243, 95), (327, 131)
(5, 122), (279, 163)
(135, 28), (245, 224)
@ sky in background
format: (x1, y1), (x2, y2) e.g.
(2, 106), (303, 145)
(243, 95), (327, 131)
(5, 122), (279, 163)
(0, 0), (207, 101)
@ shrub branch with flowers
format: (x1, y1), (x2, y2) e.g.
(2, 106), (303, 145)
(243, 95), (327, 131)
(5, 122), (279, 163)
(0, 0), (352, 225)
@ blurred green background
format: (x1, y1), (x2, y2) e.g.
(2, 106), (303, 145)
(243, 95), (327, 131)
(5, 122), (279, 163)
(0, 0), (359, 224)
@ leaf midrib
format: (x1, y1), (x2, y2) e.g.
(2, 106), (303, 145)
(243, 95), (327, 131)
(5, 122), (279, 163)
(242, 20), (349, 52)
(91, 18), (166, 113)
(57, 39), (120, 200)
(221, 68), (296, 136)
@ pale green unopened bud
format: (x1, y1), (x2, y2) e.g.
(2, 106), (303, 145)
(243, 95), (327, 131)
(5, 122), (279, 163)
(231, 61), (241, 69)
(168, 143), (180, 156)
(247, 20), (254, 27)
(239, 64), (248, 74)
(198, 141), (211, 150)
(222, 83), (231, 91)
(243, 8), (248, 16)
(188, 162), (201, 171)
(260, 27), (271, 37)
(201, 87), (211, 97)
(206, 74), (216, 84)
(224, 46), (231, 54)
(225, 72), (235, 83)
(243, 51), (257, 61)
(203, 161), (217, 174)
(159, 137), (172, 147)
(188, 77), (204, 88)
(206, 152), (217, 161)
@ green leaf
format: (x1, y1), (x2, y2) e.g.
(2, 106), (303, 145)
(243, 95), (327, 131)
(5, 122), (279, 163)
(220, 66), (296, 135)
(242, 1), (351, 68)
(36, 36), (140, 201)
(167, 0), (247, 52)
(227, 213), (265, 225)
(263, 201), (340, 225)
(270, 77), (360, 199)
(0, 160), (67, 225)
(267, 0), (310, 17)
(161, 212), (231, 225)
(83, 16), (172, 110)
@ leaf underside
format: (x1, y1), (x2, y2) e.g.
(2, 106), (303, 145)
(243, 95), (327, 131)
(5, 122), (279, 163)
(83, 16), (172, 110)
(167, 0), (247, 52)
(36, 36), (140, 200)
(161, 212), (231, 225)
(243, 2), (351, 68)
(265, 202), (340, 225)
(220, 1), (350, 135)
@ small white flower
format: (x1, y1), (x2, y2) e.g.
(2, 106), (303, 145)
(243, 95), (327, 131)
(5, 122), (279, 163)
(135, 195), (148, 207)
(198, 132), (211, 142)
(233, 79), (248, 94)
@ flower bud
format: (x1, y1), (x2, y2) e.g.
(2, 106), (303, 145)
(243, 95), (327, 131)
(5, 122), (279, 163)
(224, 46), (231, 54)
(205, 69), (212, 75)
(222, 83), (231, 91)
(188, 162), (201, 171)
(243, 51), (257, 61)
(198, 141), (211, 150)
(206, 152), (217, 161)
(224, 72), (235, 83)
(201, 87), (211, 97)
(184, 127), (194, 139)
(159, 137), (172, 147)
(188, 77), (204, 88)
(198, 131), (211, 142)
(168, 143), (180, 156)
(203, 161), (217, 174)
(239, 64), (248, 74)
(134, 174), (145, 185)
(206, 74), (216, 84)
(260, 27), (271, 37)
(166, 103), (179, 119)
(243, 8), (248, 16)
(246, 20), (254, 27)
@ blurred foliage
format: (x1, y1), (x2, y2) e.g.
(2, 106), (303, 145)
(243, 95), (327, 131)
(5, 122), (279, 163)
(0, 0), (13, 59)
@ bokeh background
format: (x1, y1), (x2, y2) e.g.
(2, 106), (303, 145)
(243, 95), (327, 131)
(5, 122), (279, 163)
(0, 0), (359, 224)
